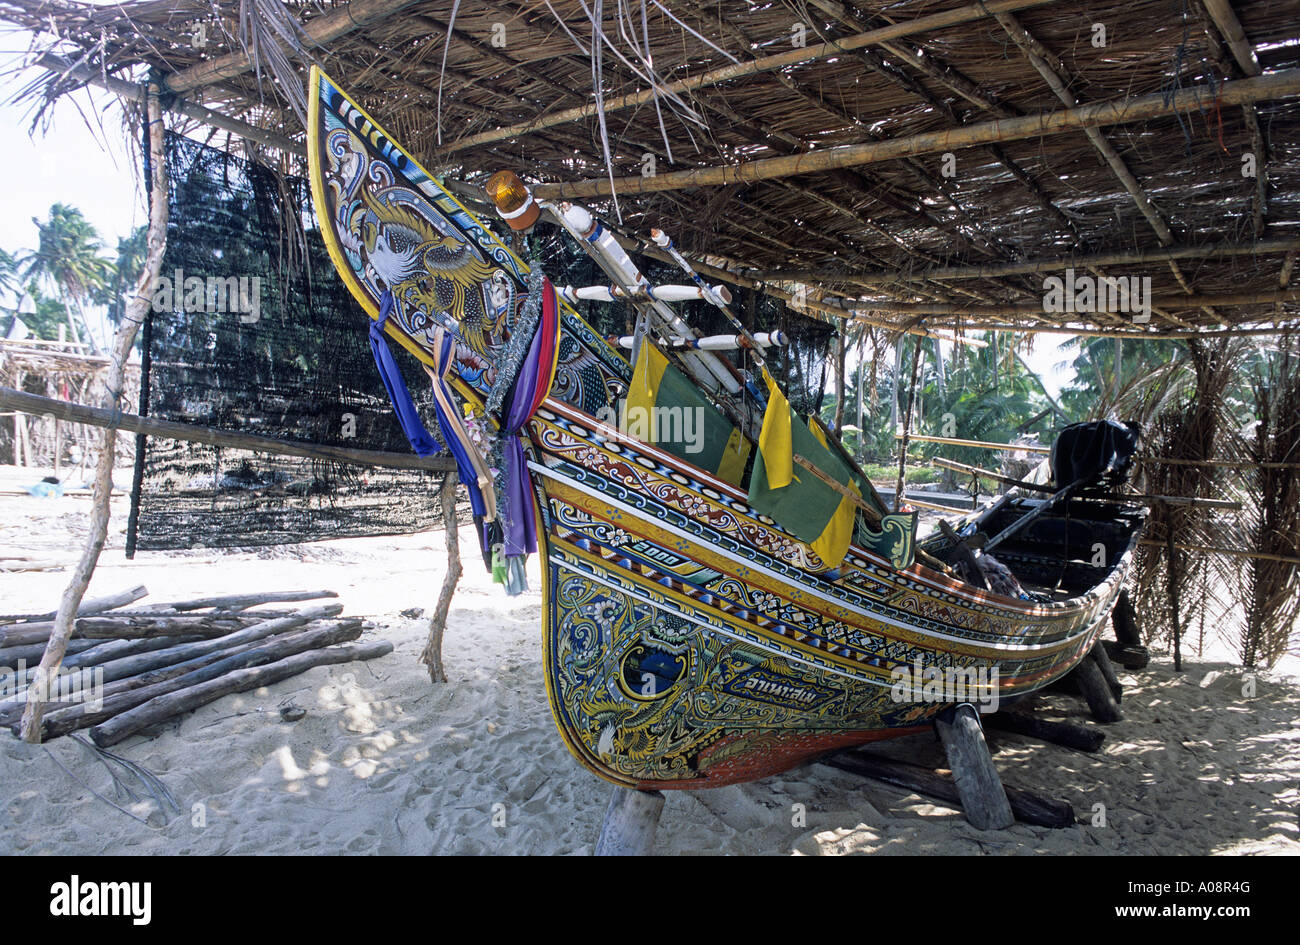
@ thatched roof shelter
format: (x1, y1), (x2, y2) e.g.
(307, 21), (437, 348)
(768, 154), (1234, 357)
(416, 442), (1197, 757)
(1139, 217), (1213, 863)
(4, 0), (1300, 339)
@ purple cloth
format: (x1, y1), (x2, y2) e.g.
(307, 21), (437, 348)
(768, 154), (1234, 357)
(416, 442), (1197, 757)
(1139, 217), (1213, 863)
(500, 312), (548, 559)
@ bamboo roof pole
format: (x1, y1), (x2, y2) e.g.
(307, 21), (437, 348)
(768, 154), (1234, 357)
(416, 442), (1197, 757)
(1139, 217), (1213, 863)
(436, 0), (1060, 155)
(677, 3), (1063, 323)
(920, 321), (1296, 339)
(1201, 0), (1263, 74)
(163, 0), (434, 94)
(757, 238), (1300, 285)
(532, 71), (1300, 196)
(837, 288), (1300, 315)
(35, 55), (305, 157)
(1198, 0), (1268, 237)
(800, 1), (1083, 246)
(993, 11), (1228, 328)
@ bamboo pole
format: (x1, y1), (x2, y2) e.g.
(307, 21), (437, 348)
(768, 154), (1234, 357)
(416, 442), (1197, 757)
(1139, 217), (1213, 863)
(894, 339), (924, 513)
(898, 432), (1051, 454)
(535, 70), (1300, 199)
(1202, 0), (1263, 76)
(0, 387), (454, 473)
(919, 321), (1300, 340)
(18, 85), (169, 743)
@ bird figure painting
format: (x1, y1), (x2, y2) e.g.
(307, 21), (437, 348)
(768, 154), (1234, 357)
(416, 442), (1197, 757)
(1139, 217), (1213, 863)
(353, 183), (502, 357)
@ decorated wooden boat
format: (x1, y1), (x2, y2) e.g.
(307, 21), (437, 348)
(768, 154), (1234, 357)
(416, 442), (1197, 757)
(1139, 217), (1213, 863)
(306, 66), (1146, 790)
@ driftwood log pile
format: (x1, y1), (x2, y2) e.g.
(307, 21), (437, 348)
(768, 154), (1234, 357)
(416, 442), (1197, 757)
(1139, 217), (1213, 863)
(0, 586), (393, 745)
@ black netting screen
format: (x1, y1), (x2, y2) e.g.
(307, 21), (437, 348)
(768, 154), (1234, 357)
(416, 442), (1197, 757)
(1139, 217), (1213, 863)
(126, 134), (838, 552)
(127, 133), (450, 552)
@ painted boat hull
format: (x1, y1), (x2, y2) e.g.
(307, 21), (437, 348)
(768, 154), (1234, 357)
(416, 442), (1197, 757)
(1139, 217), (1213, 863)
(306, 67), (1143, 790)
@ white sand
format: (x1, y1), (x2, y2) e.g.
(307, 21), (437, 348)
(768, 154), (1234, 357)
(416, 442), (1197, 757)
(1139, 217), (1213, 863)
(1, 465), (1297, 855)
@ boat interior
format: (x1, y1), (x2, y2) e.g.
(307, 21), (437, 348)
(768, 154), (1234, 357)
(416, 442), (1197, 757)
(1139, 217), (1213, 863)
(919, 494), (1147, 602)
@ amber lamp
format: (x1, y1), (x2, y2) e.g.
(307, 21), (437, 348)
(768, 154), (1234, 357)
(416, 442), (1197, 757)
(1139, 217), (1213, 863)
(486, 170), (539, 231)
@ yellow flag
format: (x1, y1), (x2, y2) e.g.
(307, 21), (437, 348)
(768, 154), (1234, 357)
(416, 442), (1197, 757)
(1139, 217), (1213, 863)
(807, 421), (860, 566)
(758, 367), (793, 489)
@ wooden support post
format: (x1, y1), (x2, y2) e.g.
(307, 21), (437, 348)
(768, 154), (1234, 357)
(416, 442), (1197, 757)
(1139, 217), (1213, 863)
(594, 786), (665, 856)
(1072, 650), (1123, 722)
(933, 704), (1014, 830)
(1166, 523), (1184, 672)
(1091, 641), (1124, 703)
(1111, 588), (1141, 646)
(420, 471), (460, 683)
(17, 84), (170, 743)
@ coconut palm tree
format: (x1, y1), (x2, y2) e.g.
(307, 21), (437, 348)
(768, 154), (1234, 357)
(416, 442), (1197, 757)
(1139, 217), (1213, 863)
(21, 203), (113, 352)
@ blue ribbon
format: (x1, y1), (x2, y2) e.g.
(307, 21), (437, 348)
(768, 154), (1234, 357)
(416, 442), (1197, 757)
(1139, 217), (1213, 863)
(369, 291), (441, 457)
(368, 291), (487, 518)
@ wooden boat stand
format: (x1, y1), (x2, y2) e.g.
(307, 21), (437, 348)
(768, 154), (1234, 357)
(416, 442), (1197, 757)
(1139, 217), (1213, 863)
(594, 787), (665, 855)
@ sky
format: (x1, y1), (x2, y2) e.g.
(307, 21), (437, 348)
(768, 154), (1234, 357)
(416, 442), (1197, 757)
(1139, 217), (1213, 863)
(0, 42), (1074, 395)
(0, 54), (144, 263)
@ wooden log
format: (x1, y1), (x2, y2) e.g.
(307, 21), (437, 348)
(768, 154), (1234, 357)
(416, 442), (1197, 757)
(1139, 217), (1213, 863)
(84, 605), (344, 685)
(0, 584), (147, 624)
(594, 787), (666, 856)
(0, 638), (101, 669)
(18, 620), (365, 741)
(822, 751), (1075, 828)
(933, 704), (1015, 829)
(0, 387), (454, 473)
(63, 635), (209, 670)
(1, 613), (267, 647)
(158, 590), (339, 612)
(0, 627), (328, 726)
(767, 237), (1300, 286)
(1072, 651), (1123, 722)
(89, 639), (394, 746)
(986, 710), (1105, 753)
(1091, 641), (1124, 703)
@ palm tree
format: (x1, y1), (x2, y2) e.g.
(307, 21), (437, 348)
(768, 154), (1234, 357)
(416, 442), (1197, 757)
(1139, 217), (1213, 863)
(95, 226), (148, 327)
(21, 204), (114, 352)
(0, 248), (19, 300)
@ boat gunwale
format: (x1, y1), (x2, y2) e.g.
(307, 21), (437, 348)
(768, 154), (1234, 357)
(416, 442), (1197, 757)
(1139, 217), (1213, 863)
(534, 397), (1146, 624)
